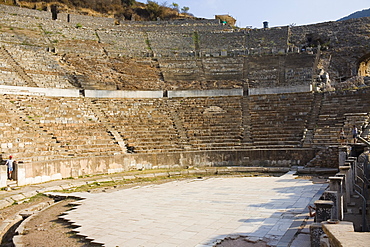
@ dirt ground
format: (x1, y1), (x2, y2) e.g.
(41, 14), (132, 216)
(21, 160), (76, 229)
(19, 199), (101, 247)
(0, 196), (97, 247)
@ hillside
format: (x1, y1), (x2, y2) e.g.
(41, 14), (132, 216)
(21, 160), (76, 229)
(0, 0), (194, 21)
(338, 8), (370, 21)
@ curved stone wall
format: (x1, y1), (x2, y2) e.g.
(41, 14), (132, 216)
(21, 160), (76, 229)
(0, 4), (370, 185)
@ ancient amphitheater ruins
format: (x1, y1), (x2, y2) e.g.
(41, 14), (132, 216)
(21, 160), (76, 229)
(0, 3), (370, 245)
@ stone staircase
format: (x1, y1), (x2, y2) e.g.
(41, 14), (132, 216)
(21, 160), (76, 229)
(165, 100), (191, 150)
(88, 98), (128, 153)
(92, 98), (183, 153)
(302, 92), (323, 147)
(312, 89), (370, 146)
(0, 95), (63, 162)
(241, 96), (253, 145)
(0, 95), (122, 161)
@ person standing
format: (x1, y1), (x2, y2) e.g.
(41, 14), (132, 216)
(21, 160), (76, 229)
(352, 125), (358, 144)
(339, 128), (346, 145)
(5, 156), (14, 180)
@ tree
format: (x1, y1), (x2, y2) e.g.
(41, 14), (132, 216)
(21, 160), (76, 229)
(171, 2), (179, 12)
(180, 6), (189, 14)
(146, 0), (163, 20)
(121, 0), (135, 7)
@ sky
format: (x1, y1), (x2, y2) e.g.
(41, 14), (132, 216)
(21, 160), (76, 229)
(158, 0), (370, 28)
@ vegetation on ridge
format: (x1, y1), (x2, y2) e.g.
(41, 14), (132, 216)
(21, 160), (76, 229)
(0, 0), (193, 21)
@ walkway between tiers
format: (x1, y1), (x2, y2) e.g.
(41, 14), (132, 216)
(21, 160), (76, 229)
(48, 171), (327, 247)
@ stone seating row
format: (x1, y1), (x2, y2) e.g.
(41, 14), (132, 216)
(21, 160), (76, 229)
(148, 32), (194, 57)
(1, 45), (74, 88)
(247, 92), (313, 147)
(0, 90), (370, 159)
(312, 89), (370, 146)
(96, 98), (181, 153)
(0, 95), (121, 161)
(0, 71), (26, 86)
(171, 97), (244, 150)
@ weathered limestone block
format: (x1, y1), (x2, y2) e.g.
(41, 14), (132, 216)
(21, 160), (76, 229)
(314, 200), (334, 223)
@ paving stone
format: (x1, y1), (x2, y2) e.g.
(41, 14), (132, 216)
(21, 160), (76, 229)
(0, 199), (13, 209)
(289, 233), (311, 247)
(21, 191), (38, 198)
(10, 194), (26, 202)
(53, 173), (327, 246)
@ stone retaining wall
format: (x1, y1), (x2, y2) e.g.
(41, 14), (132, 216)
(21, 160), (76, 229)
(322, 221), (370, 247)
(16, 148), (316, 186)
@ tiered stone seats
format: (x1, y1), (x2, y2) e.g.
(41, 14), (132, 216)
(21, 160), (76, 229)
(170, 96), (243, 150)
(0, 4), (51, 22)
(148, 32), (195, 57)
(313, 89), (370, 145)
(0, 47), (27, 86)
(198, 31), (246, 56)
(159, 57), (244, 82)
(96, 29), (149, 57)
(343, 113), (369, 141)
(5, 45), (75, 88)
(159, 58), (202, 81)
(202, 57), (244, 80)
(246, 27), (289, 55)
(3, 95), (121, 159)
(0, 11), (48, 46)
(92, 98), (182, 153)
(0, 95), (64, 162)
(41, 19), (98, 44)
(117, 19), (228, 33)
(248, 92), (313, 147)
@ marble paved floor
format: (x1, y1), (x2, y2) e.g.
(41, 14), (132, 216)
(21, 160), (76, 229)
(58, 172), (327, 247)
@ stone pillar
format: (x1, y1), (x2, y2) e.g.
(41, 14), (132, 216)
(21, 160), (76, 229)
(338, 147), (347, 166)
(314, 200), (334, 223)
(329, 176), (343, 191)
(310, 200), (334, 247)
(322, 191), (339, 220)
(348, 159), (357, 195)
(329, 177), (344, 220)
(339, 166), (351, 206)
(310, 223), (324, 247)
(0, 165), (7, 188)
(348, 157), (357, 179)
(335, 174), (347, 213)
(320, 234), (330, 247)
(16, 162), (26, 186)
(344, 161), (354, 196)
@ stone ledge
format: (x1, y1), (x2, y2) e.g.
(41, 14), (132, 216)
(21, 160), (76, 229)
(322, 221), (370, 247)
